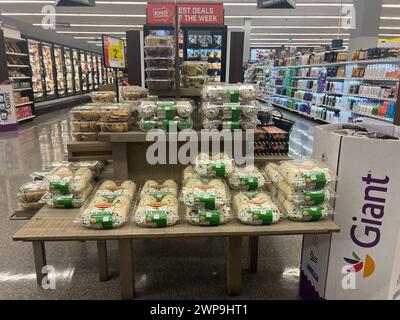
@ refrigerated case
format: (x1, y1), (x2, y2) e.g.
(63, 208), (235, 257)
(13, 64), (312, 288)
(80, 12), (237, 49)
(72, 48), (81, 94)
(87, 52), (93, 91)
(80, 51), (88, 92)
(184, 26), (227, 82)
(63, 47), (74, 95)
(28, 39), (45, 102)
(97, 55), (103, 85)
(41, 42), (56, 99)
(53, 44), (66, 97)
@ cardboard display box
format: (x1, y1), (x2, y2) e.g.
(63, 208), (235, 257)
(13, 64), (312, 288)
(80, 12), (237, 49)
(300, 123), (400, 300)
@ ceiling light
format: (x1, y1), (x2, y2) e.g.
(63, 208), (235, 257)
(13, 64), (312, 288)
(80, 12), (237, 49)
(0, 0), (53, 3)
(251, 26), (350, 29)
(250, 38), (350, 41)
(226, 15), (342, 19)
(1, 13), (145, 17)
(379, 34), (400, 37)
(57, 31), (126, 34)
(251, 33), (350, 36)
(96, 1), (145, 4)
(33, 23), (142, 28)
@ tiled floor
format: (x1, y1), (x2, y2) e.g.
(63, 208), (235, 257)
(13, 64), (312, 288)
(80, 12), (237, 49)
(0, 107), (319, 299)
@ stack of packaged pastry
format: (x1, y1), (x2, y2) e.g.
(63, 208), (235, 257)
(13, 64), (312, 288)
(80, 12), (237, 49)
(137, 99), (194, 132)
(181, 61), (209, 88)
(133, 179), (179, 228)
(90, 91), (116, 103)
(77, 180), (136, 229)
(71, 104), (101, 141)
(264, 161), (335, 222)
(201, 83), (259, 131)
(98, 104), (133, 132)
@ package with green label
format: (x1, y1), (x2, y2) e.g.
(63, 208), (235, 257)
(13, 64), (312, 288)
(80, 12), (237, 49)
(186, 206), (231, 226)
(278, 160), (335, 189)
(193, 152), (234, 177)
(202, 84), (257, 103)
(43, 183), (93, 208)
(228, 166), (266, 191)
(46, 166), (94, 195)
(140, 179), (178, 200)
(156, 102), (177, 120)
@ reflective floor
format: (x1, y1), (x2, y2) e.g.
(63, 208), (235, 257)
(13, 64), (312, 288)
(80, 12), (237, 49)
(0, 107), (317, 300)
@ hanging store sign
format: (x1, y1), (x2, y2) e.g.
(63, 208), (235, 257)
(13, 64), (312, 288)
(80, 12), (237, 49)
(102, 35), (126, 69)
(257, 0), (296, 9)
(147, 2), (224, 25)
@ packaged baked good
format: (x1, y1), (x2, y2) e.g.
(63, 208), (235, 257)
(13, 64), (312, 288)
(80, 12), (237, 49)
(144, 46), (175, 57)
(90, 91), (116, 103)
(72, 121), (99, 132)
(139, 179), (178, 201)
(202, 118), (222, 130)
(239, 115), (258, 130)
(47, 167), (94, 195)
(193, 153), (234, 177)
(77, 180), (136, 229)
(98, 122), (131, 133)
(186, 205), (231, 226)
(278, 160), (335, 189)
(158, 118), (193, 131)
(71, 105), (100, 121)
(227, 166), (266, 191)
(264, 163), (282, 183)
(145, 57), (175, 68)
(18, 202), (45, 210)
(145, 68), (175, 78)
(121, 86), (148, 101)
(70, 161), (104, 176)
(43, 184), (93, 208)
(138, 119), (157, 132)
(134, 195), (179, 228)
(18, 181), (47, 203)
(145, 79), (175, 90)
(232, 192), (281, 225)
(145, 35), (174, 46)
(181, 61), (208, 76)
(202, 84), (257, 103)
(182, 75), (209, 88)
(73, 131), (98, 141)
(98, 105), (132, 122)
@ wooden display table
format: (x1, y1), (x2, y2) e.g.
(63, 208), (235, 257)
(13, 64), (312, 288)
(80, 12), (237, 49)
(13, 205), (339, 299)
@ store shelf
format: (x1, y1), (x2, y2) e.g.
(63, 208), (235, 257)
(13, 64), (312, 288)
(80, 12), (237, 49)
(9, 76), (31, 80)
(270, 84), (317, 93)
(270, 93), (342, 111)
(7, 64), (30, 68)
(15, 101), (34, 107)
(327, 77), (399, 82)
(271, 102), (333, 124)
(13, 87), (32, 92)
(5, 52), (28, 57)
(291, 76), (320, 79)
(350, 111), (394, 123)
(17, 115), (35, 122)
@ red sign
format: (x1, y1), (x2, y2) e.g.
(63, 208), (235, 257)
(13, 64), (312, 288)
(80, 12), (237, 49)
(147, 2), (224, 25)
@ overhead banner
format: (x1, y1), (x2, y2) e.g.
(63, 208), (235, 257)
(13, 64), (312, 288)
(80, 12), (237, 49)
(257, 0), (296, 9)
(102, 35), (126, 69)
(147, 2), (224, 25)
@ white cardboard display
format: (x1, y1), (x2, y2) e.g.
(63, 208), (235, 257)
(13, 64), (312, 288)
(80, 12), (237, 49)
(300, 123), (400, 300)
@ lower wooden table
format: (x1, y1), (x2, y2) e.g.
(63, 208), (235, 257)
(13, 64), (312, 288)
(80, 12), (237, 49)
(13, 206), (340, 299)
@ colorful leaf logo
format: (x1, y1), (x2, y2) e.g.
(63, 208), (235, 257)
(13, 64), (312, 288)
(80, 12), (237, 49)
(343, 252), (375, 278)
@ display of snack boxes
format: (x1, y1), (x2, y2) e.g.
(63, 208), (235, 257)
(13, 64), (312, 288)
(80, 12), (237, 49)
(254, 126), (290, 156)
(133, 179), (179, 228)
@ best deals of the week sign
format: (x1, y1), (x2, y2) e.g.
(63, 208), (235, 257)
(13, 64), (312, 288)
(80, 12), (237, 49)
(147, 2), (224, 25)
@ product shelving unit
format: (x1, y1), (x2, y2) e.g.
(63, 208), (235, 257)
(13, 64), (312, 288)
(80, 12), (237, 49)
(257, 51), (400, 125)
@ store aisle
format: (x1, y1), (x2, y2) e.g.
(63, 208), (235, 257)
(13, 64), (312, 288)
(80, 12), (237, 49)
(0, 109), (319, 300)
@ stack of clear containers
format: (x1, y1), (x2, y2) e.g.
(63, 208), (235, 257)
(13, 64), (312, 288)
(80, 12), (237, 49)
(71, 104), (101, 141)
(98, 104), (133, 132)
(144, 35), (175, 90)
(137, 99), (195, 132)
(201, 83), (259, 130)
(181, 61), (209, 88)
(264, 161), (336, 222)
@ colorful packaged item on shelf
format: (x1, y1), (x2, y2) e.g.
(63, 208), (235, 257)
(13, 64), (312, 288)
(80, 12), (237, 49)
(202, 84), (257, 103)
(264, 163), (283, 183)
(17, 181), (47, 207)
(232, 192), (281, 225)
(77, 180), (137, 229)
(90, 91), (116, 103)
(201, 102), (259, 119)
(227, 166), (266, 191)
(193, 153), (234, 178)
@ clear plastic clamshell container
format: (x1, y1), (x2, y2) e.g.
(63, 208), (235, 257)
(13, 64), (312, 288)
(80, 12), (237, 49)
(186, 205), (231, 226)
(73, 131), (98, 141)
(145, 57), (175, 68)
(145, 68), (175, 78)
(76, 180), (137, 229)
(98, 105), (132, 122)
(277, 160), (335, 189)
(138, 118), (193, 132)
(145, 78), (175, 90)
(71, 105), (100, 121)
(181, 177), (230, 210)
(202, 102), (259, 120)
(18, 181), (47, 203)
(133, 194), (179, 228)
(145, 35), (174, 46)
(72, 120), (99, 132)
(90, 91), (116, 103)
(232, 192), (281, 225)
(139, 179), (178, 201)
(202, 84), (257, 103)
(98, 122), (131, 133)
(181, 61), (208, 76)
(202, 118), (222, 130)
(227, 165), (267, 191)
(144, 46), (175, 57)
(182, 75), (209, 88)
(121, 86), (148, 101)
(46, 166), (95, 195)
(193, 153), (235, 178)
(264, 163), (282, 184)
(138, 100), (194, 120)
(42, 184), (93, 208)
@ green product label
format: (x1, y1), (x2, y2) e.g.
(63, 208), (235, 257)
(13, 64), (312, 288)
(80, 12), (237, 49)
(141, 121), (154, 131)
(193, 188), (216, 210)
(301, 207), (323, 221)
(222, 103), (241, 121)
(238, 173), (258, 191)
(249, 204), (273, 225)
(49, 177), (72, 194)
(145, 207), (167, 228)
(149, 187), (169, 201)
(224, 88), (239, 103)
(207, 162), (225, 177)
(157, 102), (176, 120)
(89, 207), (114, 229)
(198, 211), (221, 226)
(303, 191), (326, 205)
(54, 194), (74, 208)
(304, 172), (327, 190)
(97, 190), (124, 202)
(223, 121), (240, 130)
(160, 119), (178, 132)
(178, 119), (192, 130)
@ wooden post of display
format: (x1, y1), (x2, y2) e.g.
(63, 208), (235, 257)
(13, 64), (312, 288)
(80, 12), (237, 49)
(115, 68), (119, 103)
(229, 32), (245, 83)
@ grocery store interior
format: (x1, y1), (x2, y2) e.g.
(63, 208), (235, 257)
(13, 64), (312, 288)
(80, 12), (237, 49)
(0, 0), (399, 301)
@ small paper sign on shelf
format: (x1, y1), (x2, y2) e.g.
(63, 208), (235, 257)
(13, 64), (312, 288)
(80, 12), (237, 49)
(102, 34), (126, 69)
